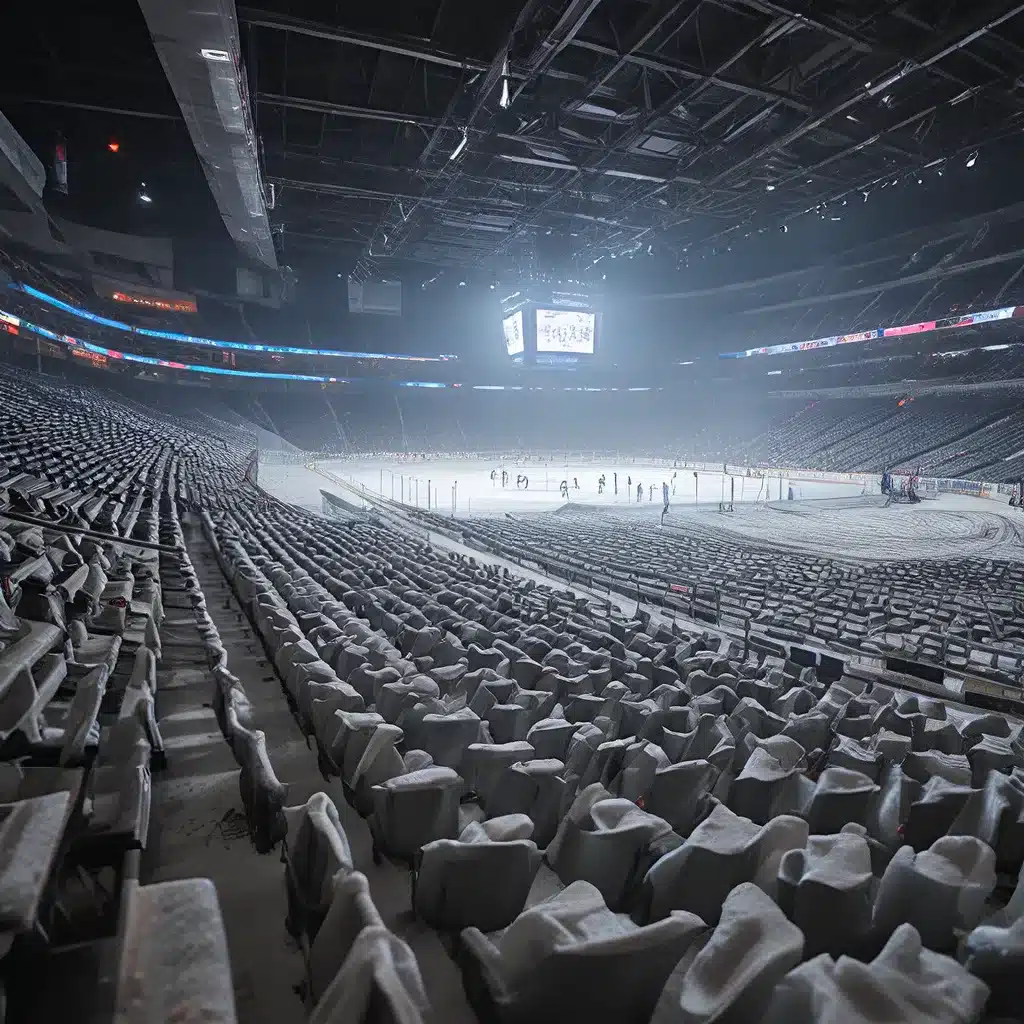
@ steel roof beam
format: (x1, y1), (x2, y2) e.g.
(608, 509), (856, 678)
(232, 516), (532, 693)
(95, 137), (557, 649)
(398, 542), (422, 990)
(566, 38), (813, 110)
(703, 0), (1024, 189)
(238, 6), (591, 86)
(258, 92), (442, 127)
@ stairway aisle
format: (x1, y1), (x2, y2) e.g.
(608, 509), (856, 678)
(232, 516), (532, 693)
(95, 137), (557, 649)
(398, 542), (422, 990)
(143, 518), (320, 1024)
(144, 517), (478, 1024)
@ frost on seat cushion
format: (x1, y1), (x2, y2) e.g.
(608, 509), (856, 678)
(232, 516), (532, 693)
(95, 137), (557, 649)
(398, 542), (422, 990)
(467, 880), (707, 1024)
(762, 924), (989, 1024)
(415, 819), (541, 932)
(651, 883), (804, 1024)
(371, 767), (462, 861)
(872, 835), (997, 951)
(309, 924), (429, 1024)
(115, 878), (236, 1024)
(284, 792), (354, 940)
(0, 790), (70, 931)
(546, 783), (674, 910)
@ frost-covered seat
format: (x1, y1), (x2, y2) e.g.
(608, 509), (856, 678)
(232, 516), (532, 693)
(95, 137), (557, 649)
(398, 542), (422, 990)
(487, 758), (568, 847)
(546, 784), (674, 911)
(651, 883), (803, 1024)
(283, 792), (354, 943)
(89, 712), (152, 845)
(308, 681), (365, 748)
(644, 758), (717, 836)
(237, 726), (288, 853)
(660, 713), (735, 775)
(114, 877), (237, 1024)
(777, 829), (874, 957)
(948, 769), (1024, 870)
(407, 707), (482, 769)
(369, 766), (462, 863)
(727, 742), (808, 824)
(801, 767), (879, 835)
(526, 717), (577, 761)
(34, 665), (106, 767)
(324, 711), (417, 814)
(414, 815), (541, 931)
(459, 880), (707, 1024)
(761, 923), (988, 1024)
(641, 803), (808, 925)
(462, 741), (535, 809)
(306, 872), (429, 1023)
(872, 835), (997, 950)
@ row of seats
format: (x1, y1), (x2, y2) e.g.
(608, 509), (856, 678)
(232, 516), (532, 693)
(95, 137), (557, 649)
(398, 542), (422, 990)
(0, 354), (1021, 1024)
(199, 485), (1023, 1024)
(439, 504), (1024, 688)
(0, 360), (248, 1022)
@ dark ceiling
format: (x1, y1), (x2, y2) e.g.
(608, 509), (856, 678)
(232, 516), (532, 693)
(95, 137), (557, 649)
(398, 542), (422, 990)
(3, 0), (1024, 289)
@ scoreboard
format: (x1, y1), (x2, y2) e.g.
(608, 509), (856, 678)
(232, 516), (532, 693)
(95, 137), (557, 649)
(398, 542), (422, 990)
(499, 285), (599, 367)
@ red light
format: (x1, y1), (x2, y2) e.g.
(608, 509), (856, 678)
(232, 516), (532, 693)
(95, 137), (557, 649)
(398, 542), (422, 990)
(107, 141), (120, 153)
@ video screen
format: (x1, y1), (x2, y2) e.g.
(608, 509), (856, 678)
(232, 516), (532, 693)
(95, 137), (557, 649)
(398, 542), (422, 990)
(502, 310), (524, 356)
(535, 308), (595, 354)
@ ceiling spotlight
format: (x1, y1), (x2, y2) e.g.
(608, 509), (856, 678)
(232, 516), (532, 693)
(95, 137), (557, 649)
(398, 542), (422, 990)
(200, 48), (231, 62)
(489, 282), (495, 289)
(780, 224), (788, 233)
(458, 280), (466, 287)
(499, 58), (511, 109)
(917, 178), (923, 184)
(138, 189), (152, 204)
(966, 151), (978, 167)
(449, 129), (469, 162)
(765, 184), (776, 191)
(107, 140), (120, 153)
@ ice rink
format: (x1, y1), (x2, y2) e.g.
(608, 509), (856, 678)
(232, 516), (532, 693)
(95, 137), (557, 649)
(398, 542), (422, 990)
(257, 455), (1023, 563)
(287, 457), (870, 515)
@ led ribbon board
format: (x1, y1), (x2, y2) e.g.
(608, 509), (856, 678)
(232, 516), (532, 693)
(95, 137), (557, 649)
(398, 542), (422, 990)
(719, 306), (1022, 358)
(12, 283), (456, 363)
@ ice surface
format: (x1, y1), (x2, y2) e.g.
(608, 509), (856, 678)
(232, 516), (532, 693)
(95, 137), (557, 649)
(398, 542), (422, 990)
(267, 457), (867, 516)
(259, 457), (1021, 564)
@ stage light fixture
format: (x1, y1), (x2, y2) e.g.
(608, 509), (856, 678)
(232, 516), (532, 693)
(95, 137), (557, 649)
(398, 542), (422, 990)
(966, 151), (978, 167)
(765, 184), (775, 191)
(107, 140), (120, 153)
(499, 58), (511, 109)
(449, 130), (469, 161)
(138, 182), (152, 204)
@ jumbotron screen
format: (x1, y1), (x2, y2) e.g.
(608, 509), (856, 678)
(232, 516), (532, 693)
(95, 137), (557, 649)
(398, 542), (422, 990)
(502, 310), (525, 356)
(535, 308), (595, 354)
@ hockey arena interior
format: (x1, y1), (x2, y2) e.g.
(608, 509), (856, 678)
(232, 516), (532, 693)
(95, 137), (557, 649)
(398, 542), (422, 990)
(3, 3), (1024, 1023)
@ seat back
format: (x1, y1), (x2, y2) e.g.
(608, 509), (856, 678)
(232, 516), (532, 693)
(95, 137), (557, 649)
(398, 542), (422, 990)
(415, 839), (541, 932)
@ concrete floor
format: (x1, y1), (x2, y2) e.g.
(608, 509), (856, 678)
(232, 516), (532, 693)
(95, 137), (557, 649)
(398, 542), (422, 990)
(144, 522), (479, 1024)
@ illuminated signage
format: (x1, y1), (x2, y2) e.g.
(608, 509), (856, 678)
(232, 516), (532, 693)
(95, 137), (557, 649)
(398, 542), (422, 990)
(111, 291), (198, 313)
(720, 305), (1021, 359)
(14, 283), (456, 362)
